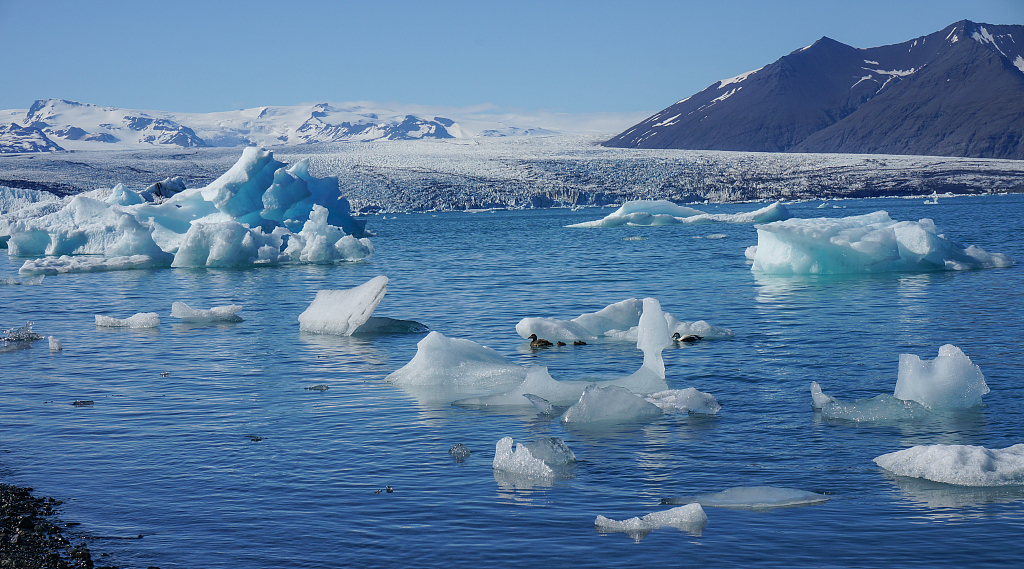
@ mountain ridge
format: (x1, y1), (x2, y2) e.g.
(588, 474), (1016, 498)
(603, 20), (1024, 159)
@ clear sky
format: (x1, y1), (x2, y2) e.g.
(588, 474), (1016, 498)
(1, 0), (1021, 115)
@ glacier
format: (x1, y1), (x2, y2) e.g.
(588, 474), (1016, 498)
(749, 211), (1013, 274)
(2, 147), (373, 274)
(566, 199), (790, 228)
(874, 444), (1024, 486)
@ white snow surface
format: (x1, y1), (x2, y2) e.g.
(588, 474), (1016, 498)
(750, 211), (1014, 274)
(566, 200), (790, 228)
(5, 148), (374, 274)
(663, 486), (830, 509)
(874, 444), (1024, 486)
(94, 312), (160, 328)
(170, 302), (244, 323)
(894, 344), (988, 409)
(297, 276), (388, 335)
(595, 504), (707, 536)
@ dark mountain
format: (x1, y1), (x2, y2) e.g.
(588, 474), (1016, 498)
(604, 20), (1024, 159)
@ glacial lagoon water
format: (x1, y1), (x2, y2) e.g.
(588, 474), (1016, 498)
(2, 195), (1023, 568)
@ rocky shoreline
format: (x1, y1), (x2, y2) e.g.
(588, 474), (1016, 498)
(0, 483), (110, 569)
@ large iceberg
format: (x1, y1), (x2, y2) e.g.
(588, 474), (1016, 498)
(874, 444), (1024, 486)
(4, 148), (373, 274)
(567, 200), (790, 228)
(661, 486), (829, 510)
(595, 504), (707, 541)
(515, 298), (733, 343)
(749, 211), (1013, 274)
(894, 344), (989, 409)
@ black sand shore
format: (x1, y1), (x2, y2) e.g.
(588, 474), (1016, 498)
(0, 483), (113, 569)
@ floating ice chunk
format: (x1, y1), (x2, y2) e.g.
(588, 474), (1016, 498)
(20, 254), (166, 276)
(298, 276), (387, 335)
(48, 336), (62, 351)
(492, 436), (554, 478)
(874, 444), (1024, 486)
(810, 381), (836, 409)
(516, 298), (732, 343)
(95, 312), (160, 328)
(523, 393), (563, 414)
(894, 344), (988, 409)
(2, 322), (43, 342)
(751, 211), (1014, 274)
(561, 384), (664, 425)
(170, 302), (243, 323)
(525, 437), (577, 466)
(567, 200), (789, 228)
(661, 486), (829, 509)
(386, 331), (527, 393)
(645, 388), (721, 414)
(817, 392), (927, 422)
(595, 504), (707, 541)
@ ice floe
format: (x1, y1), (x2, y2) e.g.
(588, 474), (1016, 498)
(170, 302), (244, 323)
(515, 297), (733, 343)
(894, 344), (989, 409)
(385, 331), (527, 394)
(567, 199), (790, 228)
(298, 276), (388, 335)
(492, 436), (577, 479)
(812, 344), (988, 421)
(661, 486), (829, 509)
(595, 504), (707, 541)
(560, 385), (664, 425)
(749, 211), (1014, 274)
(874, 444), (1024, 486)
(95, 312), (160, 328)
(4, 147), (373, 274)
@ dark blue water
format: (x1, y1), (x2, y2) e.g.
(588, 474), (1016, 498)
(2, 195), (1023, 568)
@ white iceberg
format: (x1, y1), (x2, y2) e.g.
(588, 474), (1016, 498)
(170, 302), (244, 323)
(749, 211), (1013, 274)
(48, 336), (62, 351)
(661, 486), (829, 509)
(5, 148), (373, 274)
(560, 384), (664, 425)
(492, 436), (554, 478)
(809, 381), (836, 409)
(385, 331), (527, 394)
(894, 344), (988, 409)
(567, 200), (789, 228)
(457, 298), (674, 407)
(95, 312), (160, 328)
(298, 276), (388, 335)
(595, 504), (707, 540)
(515, 297), (732, 343)
(874, 444), (1024, 486)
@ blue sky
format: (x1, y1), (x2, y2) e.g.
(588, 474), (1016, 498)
(1, 0), (1021, 114)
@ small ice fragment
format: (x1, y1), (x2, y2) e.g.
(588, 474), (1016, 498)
(524, 437), (576, 466)
(171, 301), (244, 323)
(492, 436), (553, 478)
(71, 400), (94, 406)
(95, 313), (160, 328)
(304, 384), (329, 392)
(48, 336), (62, 351)
(894, 344), (988, 409)
(2, 322), (43, 342)
(594, 504), (707, 541)
(448, 443), (471, 461)
(524, 393), (557, 414)
(644, 388), (720, 414)
(810, 381), (836, 409)
(874, 444), (1024, 486)
(661, 486), (829, 509)
(298, 275), (388, 335)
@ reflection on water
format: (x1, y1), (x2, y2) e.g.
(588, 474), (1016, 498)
(882, 472), (1024, 520)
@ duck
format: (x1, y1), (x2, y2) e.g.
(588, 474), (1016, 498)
(573, 340), (587, 346)
(556, 341), (567, 346)
(672, 332), (703, 344)
(528, 333), (553, 348)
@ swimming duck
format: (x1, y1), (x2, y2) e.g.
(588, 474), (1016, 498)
(556, 341), (567, 346)
(528, 334), (553, 348)
(672, 332), (703, 343)
(573, 340), (587, 346)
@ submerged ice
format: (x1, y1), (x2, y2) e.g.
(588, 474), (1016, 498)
(3, 147), (373, 274)
(874, 444), (1024, 486)
(661, 486), (829, 510)
(749, 211), (1013, 274)
(567, 199), (790, 228)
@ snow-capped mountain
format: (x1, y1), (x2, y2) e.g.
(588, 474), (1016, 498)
(0, 99), (641, 154)
(604, 20), (1024, 160)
